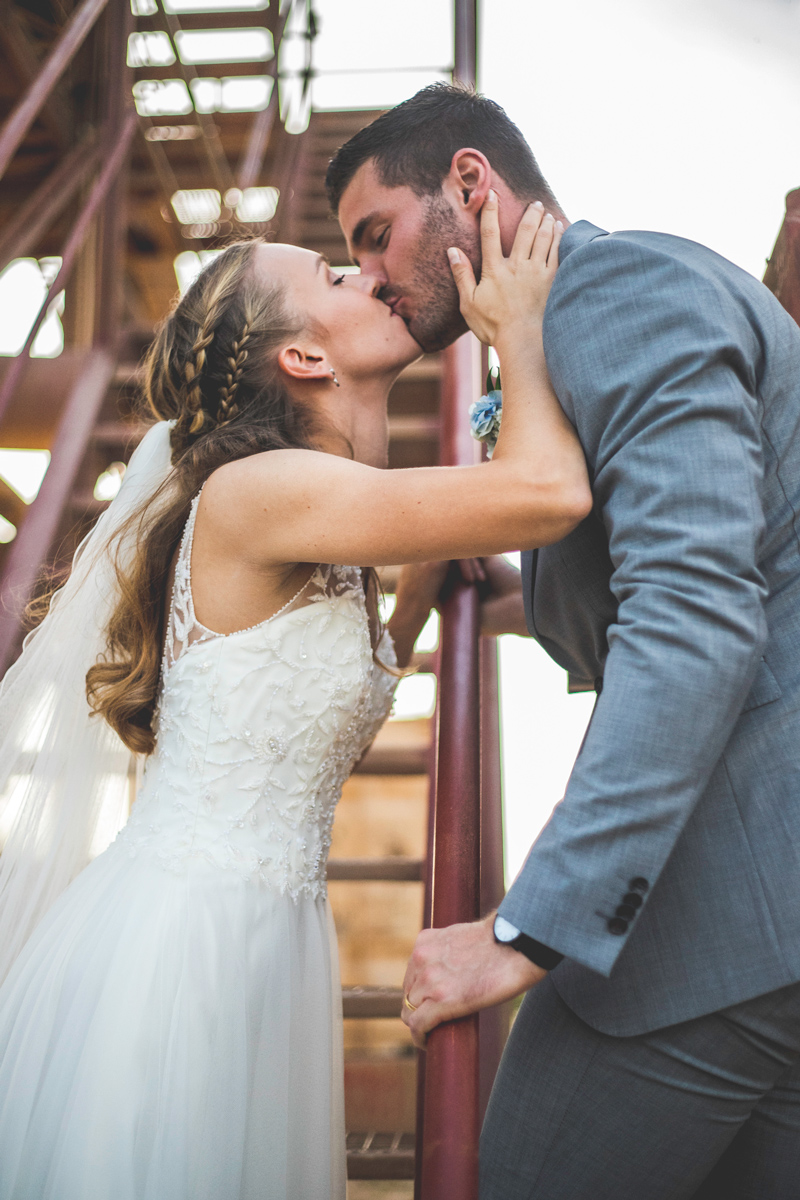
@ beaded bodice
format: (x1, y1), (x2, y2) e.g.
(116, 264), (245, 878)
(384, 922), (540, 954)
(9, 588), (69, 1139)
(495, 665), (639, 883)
(117, 492), (397, 897)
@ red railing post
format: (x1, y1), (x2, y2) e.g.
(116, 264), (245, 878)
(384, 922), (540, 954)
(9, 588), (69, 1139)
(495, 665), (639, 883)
(414, 645), (440, 1200)
(478, 636), (510, 1120)
(417, 6), (484, 1194)
(420, 333), (483, 1200)
(94, 0), (135, 349)
(764, 188), (800, 325)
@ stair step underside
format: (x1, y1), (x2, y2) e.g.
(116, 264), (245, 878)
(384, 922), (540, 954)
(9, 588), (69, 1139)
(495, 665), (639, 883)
(327, 857), (423, 882)
(342, 986), (404, 1019)
(354, 745), (428, 775)
(346, 1131), (415, 1180)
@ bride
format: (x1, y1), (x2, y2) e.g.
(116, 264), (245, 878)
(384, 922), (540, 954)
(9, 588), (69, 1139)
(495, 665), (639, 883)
(0, 195), (588, 1198)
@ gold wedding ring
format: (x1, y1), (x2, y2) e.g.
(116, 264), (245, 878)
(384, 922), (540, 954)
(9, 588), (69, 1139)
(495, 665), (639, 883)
(403, 993), (418, 1012)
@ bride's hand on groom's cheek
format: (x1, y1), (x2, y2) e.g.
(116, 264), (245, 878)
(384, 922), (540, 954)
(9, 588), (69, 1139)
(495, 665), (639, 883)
(448, 189), (562, 348)
(400, 914), (546, 1050)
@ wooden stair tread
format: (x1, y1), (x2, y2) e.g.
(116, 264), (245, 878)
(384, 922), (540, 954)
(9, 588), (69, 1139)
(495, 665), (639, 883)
(342, 986), (404, 1019)
(346, 1130), (415, 1180)
(327, 857), (423, 882)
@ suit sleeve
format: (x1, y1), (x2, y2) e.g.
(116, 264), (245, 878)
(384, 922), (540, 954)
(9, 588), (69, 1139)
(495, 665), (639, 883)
(498, 235), (768, 976)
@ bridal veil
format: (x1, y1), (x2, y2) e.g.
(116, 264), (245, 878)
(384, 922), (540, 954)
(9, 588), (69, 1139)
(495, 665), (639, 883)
(0, 421), (173, 983)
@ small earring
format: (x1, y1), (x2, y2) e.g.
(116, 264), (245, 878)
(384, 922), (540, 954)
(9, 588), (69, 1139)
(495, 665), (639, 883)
(330, 368), (340, 388)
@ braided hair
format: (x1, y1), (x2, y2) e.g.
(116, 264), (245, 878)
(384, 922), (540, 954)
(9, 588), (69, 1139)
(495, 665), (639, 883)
(217, 322), (251, 426)
(142, 239), (310, 465)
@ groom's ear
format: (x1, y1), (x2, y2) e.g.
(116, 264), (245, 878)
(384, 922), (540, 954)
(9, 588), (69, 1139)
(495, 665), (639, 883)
(445, 149), (492, 215)
(277, 344), (331, 383)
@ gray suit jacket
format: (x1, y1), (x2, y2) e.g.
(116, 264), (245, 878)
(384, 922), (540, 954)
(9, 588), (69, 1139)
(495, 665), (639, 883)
(498, 220), (800, 1036)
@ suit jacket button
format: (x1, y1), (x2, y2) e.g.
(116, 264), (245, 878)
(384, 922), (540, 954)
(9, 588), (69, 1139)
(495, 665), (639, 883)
(616, 904), (636, 919)
(622, 893), (643, 909)
(608, 917), (628, 935)
(629, 877), (649, 894)
(594, 676), (603, 694)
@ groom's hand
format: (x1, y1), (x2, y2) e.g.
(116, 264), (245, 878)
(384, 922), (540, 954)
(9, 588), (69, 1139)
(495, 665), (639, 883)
(473, 555), (530, 638)
(400, 913), (545, 1049)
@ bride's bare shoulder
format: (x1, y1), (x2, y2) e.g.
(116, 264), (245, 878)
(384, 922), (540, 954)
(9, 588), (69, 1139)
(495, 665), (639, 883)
(200, 448), (337, 540)
(206, 448), (326, 499)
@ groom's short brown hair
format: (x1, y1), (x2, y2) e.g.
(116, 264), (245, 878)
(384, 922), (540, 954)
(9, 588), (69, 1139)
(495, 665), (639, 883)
(325, 83), (559, 214)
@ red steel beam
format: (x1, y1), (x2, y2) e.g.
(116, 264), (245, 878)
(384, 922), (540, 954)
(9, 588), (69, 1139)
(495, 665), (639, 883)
(237, 2), (290, 191)
(0, 109), (137, 431)
(764, 188), (800, 326)
(0, 348), (116, 675)
(0, 136), (101, 272)
(0, 0), (110, 182)
(0, 4), (73, 152)
(153, 6), (235, 194)
(94, 0), (134, 348)
(420, 334), (483, 1200)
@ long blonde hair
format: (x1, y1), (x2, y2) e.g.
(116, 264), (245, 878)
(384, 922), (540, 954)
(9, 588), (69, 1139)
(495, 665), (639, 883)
(86, 240), (382, 754)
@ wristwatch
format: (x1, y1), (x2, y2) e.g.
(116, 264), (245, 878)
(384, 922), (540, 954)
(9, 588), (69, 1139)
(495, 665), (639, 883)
(493, 915), (564, 971)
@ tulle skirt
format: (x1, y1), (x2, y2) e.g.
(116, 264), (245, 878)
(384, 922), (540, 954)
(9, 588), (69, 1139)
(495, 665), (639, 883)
(0, 845), (346, 1200)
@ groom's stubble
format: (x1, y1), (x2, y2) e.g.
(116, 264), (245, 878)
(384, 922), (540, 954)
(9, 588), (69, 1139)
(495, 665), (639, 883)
(401, 192), (480, 354)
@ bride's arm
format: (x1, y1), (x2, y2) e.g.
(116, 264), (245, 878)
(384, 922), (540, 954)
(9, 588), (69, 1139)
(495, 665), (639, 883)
(210, 194), (591, 567)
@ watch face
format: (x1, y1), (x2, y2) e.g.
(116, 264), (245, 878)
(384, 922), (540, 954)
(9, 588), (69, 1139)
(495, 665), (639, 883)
(494, 915), (521, 943)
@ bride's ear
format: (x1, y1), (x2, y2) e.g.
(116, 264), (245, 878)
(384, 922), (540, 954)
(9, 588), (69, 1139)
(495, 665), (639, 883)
(278, 344), (333, 383)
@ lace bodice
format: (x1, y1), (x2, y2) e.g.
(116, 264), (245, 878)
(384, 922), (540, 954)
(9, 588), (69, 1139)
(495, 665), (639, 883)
(117, 491), (398, 898)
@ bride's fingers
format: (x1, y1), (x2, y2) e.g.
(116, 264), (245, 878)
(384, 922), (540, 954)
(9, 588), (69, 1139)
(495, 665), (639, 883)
(548, 219), (564, 268)
(479, 188), (502, 270)
(447, 246), (477, 312)
(510, 200), (546, 264)
(529, 210), (557, 267)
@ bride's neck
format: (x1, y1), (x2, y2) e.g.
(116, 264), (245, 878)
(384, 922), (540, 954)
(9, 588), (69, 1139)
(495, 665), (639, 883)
(307, 378), (391, 469)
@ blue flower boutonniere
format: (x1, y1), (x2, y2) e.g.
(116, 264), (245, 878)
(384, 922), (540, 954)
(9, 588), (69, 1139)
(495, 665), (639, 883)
(469, 368), (503, 458)
(469, 390), (503, 458)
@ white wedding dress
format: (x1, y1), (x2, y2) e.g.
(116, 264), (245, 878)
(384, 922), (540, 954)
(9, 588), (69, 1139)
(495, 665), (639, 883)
(0, 490), (397, 1200)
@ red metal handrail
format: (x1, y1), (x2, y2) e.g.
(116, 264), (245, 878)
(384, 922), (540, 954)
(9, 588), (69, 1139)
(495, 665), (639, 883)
(0, 0), (110, 181)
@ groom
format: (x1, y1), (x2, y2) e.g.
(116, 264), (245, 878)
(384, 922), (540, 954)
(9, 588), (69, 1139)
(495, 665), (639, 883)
(327, 86), (800, 1198)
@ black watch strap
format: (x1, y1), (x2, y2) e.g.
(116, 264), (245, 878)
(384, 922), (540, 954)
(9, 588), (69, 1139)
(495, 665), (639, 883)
(494, 915), (564, 971)
(509, 932), (564, 971)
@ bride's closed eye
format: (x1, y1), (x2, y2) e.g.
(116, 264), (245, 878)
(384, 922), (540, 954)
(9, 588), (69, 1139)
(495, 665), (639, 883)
(332, 274), (346, 287)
